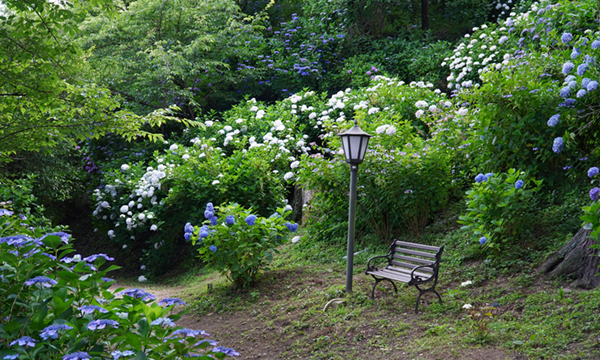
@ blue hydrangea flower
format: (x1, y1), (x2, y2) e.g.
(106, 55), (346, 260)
(561, 32), (573, 43)
(158, 297), (188, 306)
(212, 347), (240, 356)
(78, 305), (108, 314)
(588, 167), (599, 178)
(577, 89), (587, 98)
(474, 173), (486, 183)
(209, 245), (217, 252)
(484, 173), (494, 180)
(118, 288), (155, 301)
(210, 216), (218, 226)
(184, 232), (192, 241)
(83, 254), (114, 262)
(41, 252), (57, 260)
(206, 203), (214, 212)
(562, 62), (574, 75)
(547, 114), (560, 127)
(184, 222), (193, 234)
(4, 354), (18, 359)
(285, 222), (299, 232)
(225, 215), (235, 225)
(568, 81), (577, 89)
(150, 317), (176, 327)
(25, 276), (57, 287)
(552, 137), (564, 153)
(204, 210), (214, 220)
(479, 237), (487, 245)
(40, 324), (73, 340)
(87, 319), (119, 330)
(577, 63), (587, 76)
(565, 75), (576, 82)
(582, 78), (591, 88)
(0, 209), (14, 216)
(515, 180), (524, 189)
(571, 48), (581, 59)
(10, 336), (37, 347)
(593, 39), (600, 49)
(195, 339), (220, 347)
(43, 232), (70, 244)
(101, 277), (115, 283)
(111, 350), (135, 360)
(199, 225), (209, 239)
(562, 98), (577, 107)
(63, 352), (91, 360)
(559, 86), (571, 98)
(587, 81), (598, 91)
(590, 187), (600, 201)
(173, 328), (209, 337)
(245, 215), (256, 226)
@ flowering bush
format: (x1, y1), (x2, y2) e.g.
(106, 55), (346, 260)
(0, 211), (235, 359)
(188, 202), (297, 288)
(458, 169), (542, 254)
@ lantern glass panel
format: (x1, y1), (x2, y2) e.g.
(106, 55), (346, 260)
(349, 135), (362, 161)
(341, 135), (351, 163)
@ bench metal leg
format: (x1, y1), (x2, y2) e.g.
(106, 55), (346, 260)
(414, 283), (442, 313)
(370, 276), (397, 299)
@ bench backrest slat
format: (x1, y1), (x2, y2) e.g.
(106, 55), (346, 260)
(394, 240), (440, 252)
(392, 254), (433, 265)
(387, 266), (433, 278)
(390, 260), (434, 273)
(392, 247), (437, 259)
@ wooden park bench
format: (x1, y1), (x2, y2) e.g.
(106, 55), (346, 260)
(365, 240), (444, 313)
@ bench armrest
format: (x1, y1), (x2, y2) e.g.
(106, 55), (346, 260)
(365, 253), (391, 273)
(410, 263), (438, 284)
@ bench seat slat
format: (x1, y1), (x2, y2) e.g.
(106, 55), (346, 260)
(394, 241), (441, 252)
(392, 254), (434, 266)
(366, 269), (411, 283)
(390, 260), (434, 273)
(387, 266), (432, 279)
(392, 247), (437, 259)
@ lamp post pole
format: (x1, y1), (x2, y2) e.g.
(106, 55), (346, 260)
(346, 163), (359, 293)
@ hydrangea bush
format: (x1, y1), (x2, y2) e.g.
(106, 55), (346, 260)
(187, 202), (298, 287)
(458, 169), (542, 254)
(0, 211), (236, 359)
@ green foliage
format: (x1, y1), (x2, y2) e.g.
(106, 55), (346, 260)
(0, 212), (233, 359)
(0, 177), (50, 228)
(189, 203), (297, 287)
(458, 169), (542, 255)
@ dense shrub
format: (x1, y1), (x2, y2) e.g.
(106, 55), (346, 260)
(0, 211), (236, 359)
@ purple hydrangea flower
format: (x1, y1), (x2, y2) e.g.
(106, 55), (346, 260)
(43, 232), (70, 244)
(10, 336), (37, 347)
(173, 328), (209, 337)
(209, 245), (217, 252)
(225, 215), (235, 225)
(184, 222), (193, 234)
(577, 89), (587, 98)
(210, 216), (218, 226)
(577, 63), (587, 76)
(474, 173), (486, 183)
(245, 215), (256, 226)
(479, 237), (487, 245)
(118, 288), (155, 301)
(212, 346), (240, 356)
(0, 209), (14, 216)
(285, 222), (299, 232)
(40, 324), (73, 340)
(4, 354), (18, 359)
(552, 137), (564, 153)
(158, 297), (188, 306)
(499, 36), (508, 44)
(195, 339), (220, 346)
(590, 187), (600, 201)
(83, 254), (114, 262)
(559, 86), (571, 98)
(587, 81), (598, 91)
(63, 352), (91, 360)
(588, 167), (599, 178)
(593, 40), (600, 49)
(562, 62), (574, 75)
(561, 32), (573, 43)
(25, 276), (58, 287)
(515, 180), (524, 189)
(101, 277), (115, 283)
(87, 319), (119, 330)
(111, 350), (135, 360)
(547, 114), (560, 127)
(78, 305), (108, 314)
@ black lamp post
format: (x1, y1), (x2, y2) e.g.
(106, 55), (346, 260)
(338, 119), (372, 293)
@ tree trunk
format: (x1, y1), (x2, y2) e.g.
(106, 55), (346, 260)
(540, 227), (600, 289)
(421, 0), (430, 31)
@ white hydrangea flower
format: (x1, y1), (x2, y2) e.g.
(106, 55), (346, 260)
(150, 224), (158, 231)
(368, 107), (379, 115)
(458, 108), (469, 116)
(121, 164), (130, 171)
(385, 126), (396, 136)
(273, 120), (285, 131)
(250, 106), (258, 112)
(212, 180), (220, 185)
(205, 121), (213, 127)
(284, 172), (294, 181)
(415, 110), (425, 118)
(169, 144), (178, 151)
(120, 205), (129, 213)
(415, 100), (428, 109)
(290, 161), (300, 169)
(256, 110), (266, 119)
(138, 276), (147, 282)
